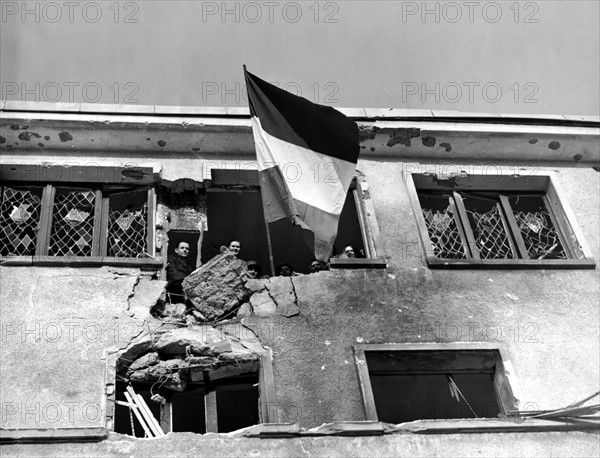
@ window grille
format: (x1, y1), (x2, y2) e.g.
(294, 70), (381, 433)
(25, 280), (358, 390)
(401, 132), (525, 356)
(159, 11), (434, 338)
(0, 186), (43, 256)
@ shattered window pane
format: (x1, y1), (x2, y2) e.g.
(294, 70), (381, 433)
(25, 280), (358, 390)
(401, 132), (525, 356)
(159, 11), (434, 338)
(462, 194), (515, 260)
(509, 195), (567, 260)
(418, 193), (467, 259)
(107, 190), (148, 257)
(49, 187), (96, 256)
(0, 186), (43, 256)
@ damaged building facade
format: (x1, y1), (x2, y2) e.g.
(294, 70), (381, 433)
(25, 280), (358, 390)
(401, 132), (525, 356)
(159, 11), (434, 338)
(0, 101), (599, 456)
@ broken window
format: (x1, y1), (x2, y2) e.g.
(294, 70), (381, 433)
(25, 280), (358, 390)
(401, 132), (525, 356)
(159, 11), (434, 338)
(407, 172), (595, 268)
(354, 344), (520, 423)
(0, 164), (157, 266)
(114, 375), (260, 436)
(202, 169), (385, 274)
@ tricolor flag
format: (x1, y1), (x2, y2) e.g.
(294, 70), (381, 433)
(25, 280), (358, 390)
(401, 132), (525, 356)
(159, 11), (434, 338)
(244, 68), (360, 261)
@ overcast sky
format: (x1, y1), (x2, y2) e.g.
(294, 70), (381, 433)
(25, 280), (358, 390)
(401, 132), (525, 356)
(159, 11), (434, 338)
(1, 0), (599, 115)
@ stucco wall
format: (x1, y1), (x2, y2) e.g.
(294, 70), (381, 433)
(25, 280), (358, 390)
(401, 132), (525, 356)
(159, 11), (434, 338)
(1, 156), (598, 453)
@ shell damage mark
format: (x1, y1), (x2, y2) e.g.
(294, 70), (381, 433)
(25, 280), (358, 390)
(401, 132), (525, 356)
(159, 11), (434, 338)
(0, 135), (5, 144)
(10, 125), (27, 131)
(427, 173), (461, 188)
(573, 154), (583, 162)
(121, 169), (145, 180)
(44, 136), (51, 141)
(548, 141), (561, 150)
(439, 142), (452, 152)
(528, 139), (538, 144)
(146, 137), (151, 141)
(17, 131), (41, 141)
(421, 136), (436, 147)
(387, 128), (420, 147)
(370, 147), (375, 152)
(192, 147), (201, 152)
(58, 131), (73, 142)
(157, 140), (167, 147)
(38, 143), (45, 148)
(358, 125), (379, 142)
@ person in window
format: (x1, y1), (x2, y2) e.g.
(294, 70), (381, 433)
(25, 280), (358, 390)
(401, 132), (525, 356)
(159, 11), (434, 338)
(228, 240), (241, 257)
(342, 244), (358, 258)
(309, 258), (325, 273)
(246, 260), (262, 279)
(276, 262), (296, 277)
(166, 241), (195, 303)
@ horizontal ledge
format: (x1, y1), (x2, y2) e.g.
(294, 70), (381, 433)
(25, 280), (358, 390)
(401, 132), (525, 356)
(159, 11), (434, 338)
(0, 427), (108, 444)
(426, 258), (597, 269)
(329, 257), (388, 269)
(0, 256), (164, 269)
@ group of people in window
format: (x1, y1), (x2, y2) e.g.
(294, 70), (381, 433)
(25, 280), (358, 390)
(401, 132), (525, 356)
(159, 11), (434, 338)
(165, 239), (362, 303)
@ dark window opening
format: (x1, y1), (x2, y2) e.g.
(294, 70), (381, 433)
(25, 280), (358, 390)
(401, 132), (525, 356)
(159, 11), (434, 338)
(168, 230), (201, 268)
(201, 187), (366, 275)
(114, 374), (259, 436)
(355, 347), (517, 423)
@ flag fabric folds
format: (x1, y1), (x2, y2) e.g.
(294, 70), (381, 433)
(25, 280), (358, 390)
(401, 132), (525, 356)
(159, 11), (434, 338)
(244, 68), (360, 260)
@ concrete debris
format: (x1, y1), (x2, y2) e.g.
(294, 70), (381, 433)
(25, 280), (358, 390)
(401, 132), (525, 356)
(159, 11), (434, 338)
(118, 325), (262, 392)
(183, 252), (252, 321)
(238, 276), (299, 318)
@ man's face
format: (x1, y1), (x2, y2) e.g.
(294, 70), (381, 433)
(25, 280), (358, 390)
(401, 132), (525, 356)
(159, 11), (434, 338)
(175, 242), (190, 257)
(309, 261), (322, 273)
(229, 241), (241, 255)
(344, 246), (356, 258)
(279, 265), (292, 277)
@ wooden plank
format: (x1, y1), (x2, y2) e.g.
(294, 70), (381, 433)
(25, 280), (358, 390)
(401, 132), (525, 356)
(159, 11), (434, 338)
(205, 390), (219, 433)
(395, 418), (600, 434)
(259, 351), (280, 423)
(35, 184), (55, 256)
(352, 346), (378, 421)
(123, 391), (154, 438)
(329, 258), (387, 269)
(356, 176), (382, 258)
(412, 173), (549, 192)
(211, 168), (259, 187)
(352, 188), (372, 258)
(0, 164), (154, 185)
(426, 258), (597, 269)
(404, 173), (436, 261)
(91, 190), (103, 256)
(495, 201), (519, 260)
(99, 197), (109, 257)
(499, 195), (530, 259)
(146, 188), (156, 257)
(126, 387), (164, 437)
(0, 427), (108, 444)
(449, 193), (476, 259)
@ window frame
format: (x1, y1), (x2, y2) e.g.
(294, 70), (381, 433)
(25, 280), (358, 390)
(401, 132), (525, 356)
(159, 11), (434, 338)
(209, 168), (386, 272)
(353, 343), (522, 423)
(0, 164), (161, 268)
(108, 351), (279, 435)
(405, 171), (596, 269)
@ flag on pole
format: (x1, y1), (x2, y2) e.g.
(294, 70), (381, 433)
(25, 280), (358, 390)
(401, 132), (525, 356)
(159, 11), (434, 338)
(244, 67), (360, 260)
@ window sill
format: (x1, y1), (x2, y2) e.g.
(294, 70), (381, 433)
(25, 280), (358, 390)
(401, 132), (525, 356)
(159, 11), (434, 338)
(329, 257), (387, 269)
(0, 256), (164, 270)
(426, 258), (597, 269)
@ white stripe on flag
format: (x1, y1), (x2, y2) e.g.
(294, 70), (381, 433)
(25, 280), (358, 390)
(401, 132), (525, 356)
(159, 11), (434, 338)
(251, 117), (355, 216)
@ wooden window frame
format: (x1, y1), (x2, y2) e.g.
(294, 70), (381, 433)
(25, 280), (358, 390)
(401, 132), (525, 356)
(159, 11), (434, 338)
(110, 352), (278, 435)
(353, 343), (522, 423)
(0, 164), (162, 268)
(209, 169), (387, 270)
(405, 171), (596, 269)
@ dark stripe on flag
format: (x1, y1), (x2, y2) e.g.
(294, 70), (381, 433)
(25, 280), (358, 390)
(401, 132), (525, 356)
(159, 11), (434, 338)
(245, 69), (359, 164)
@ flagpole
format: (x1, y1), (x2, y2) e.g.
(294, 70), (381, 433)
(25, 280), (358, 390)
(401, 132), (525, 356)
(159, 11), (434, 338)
(263, 216), (276, 277)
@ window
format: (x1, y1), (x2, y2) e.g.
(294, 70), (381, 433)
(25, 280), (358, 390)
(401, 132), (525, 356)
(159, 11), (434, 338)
(0, 164), (160, 267)
(202, 169), (385, 274)
(354, 343), (520, 423)
(406, 172), (595, 268)
(114, 374), (260, 436)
